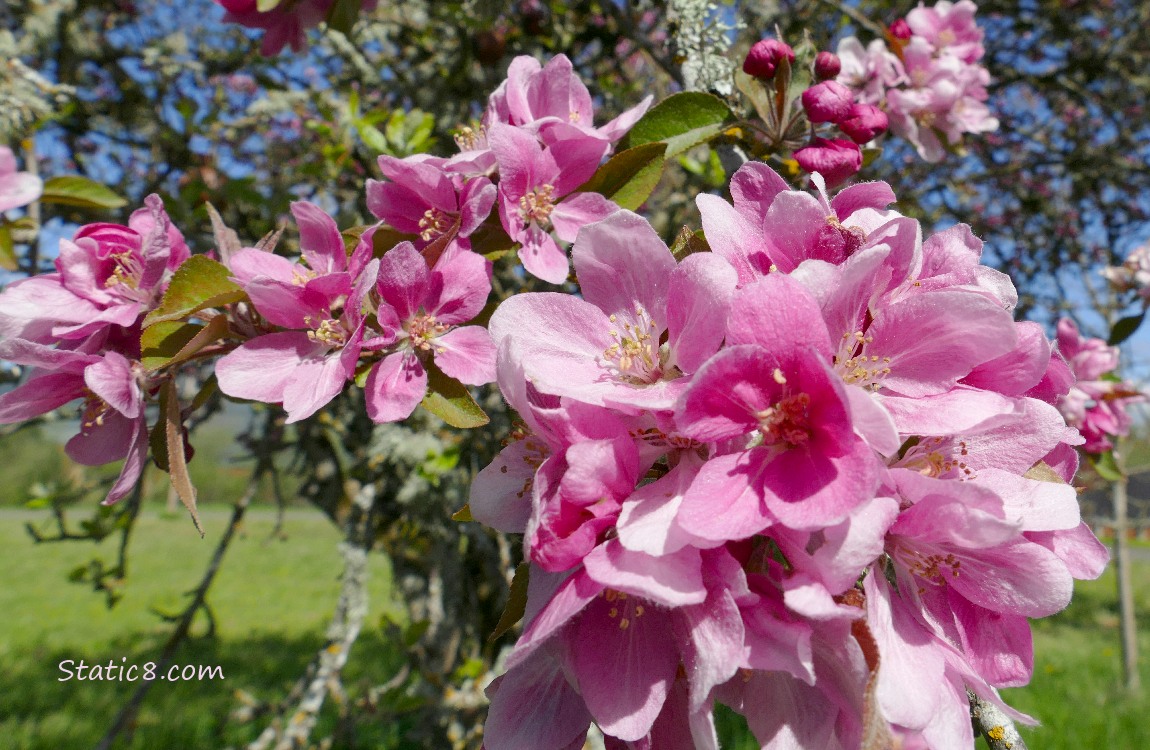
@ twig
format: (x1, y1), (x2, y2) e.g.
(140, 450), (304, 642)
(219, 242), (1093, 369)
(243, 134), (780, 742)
(247, 482), (376, 750)
(814, 0), (886, 38)
(967, 690), (1029, 750)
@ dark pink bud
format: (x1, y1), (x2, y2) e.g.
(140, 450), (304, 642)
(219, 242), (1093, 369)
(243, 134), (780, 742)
(889, 19), (912, 40)
(814, 51), (841, 81)
(801, 81), (854, 124)
(837, 103), (889, 144)
(794, 138), (863, 186)
(743, 39), (795, 81)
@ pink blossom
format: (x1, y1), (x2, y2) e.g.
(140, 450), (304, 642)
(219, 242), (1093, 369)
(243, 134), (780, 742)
(485, 54), (652, 151)
(0, 146), (42, 212)
(0, 194), (186, 344)
(1101, 242), (1150, 304)
(488, 122), (619, 283)
(673, 274), (879, 537)
(488, 210), (735, 411)
(473, 150), (1107, 747)
(362, 241), (497, 423)
(0, 341), (147, 504)
(216, 202), (377, 423)
(215, 0), (379, 56)
(1054, 317), (1146, 452)
(365, 154), (496, 245)
(836, 37), (905, 107)
(906, 0), (985, 64)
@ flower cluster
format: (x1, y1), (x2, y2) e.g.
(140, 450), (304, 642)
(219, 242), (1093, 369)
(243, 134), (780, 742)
(1054, 318), (1145, 454)
(214, 0), (379, 55)
(1101, 243), (1150, 306)
(0, 195), (189, 503)
(0, 145), (42, 213)
(215, 202), (498, 424)
(367, 54), (651, 284)
(471, 163), (1108, 749)
(837, 0), (998, 162)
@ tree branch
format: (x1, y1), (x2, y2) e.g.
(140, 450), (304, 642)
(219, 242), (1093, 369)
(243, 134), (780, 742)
(967, 690), (1029, 750)
(247, 482), (376, 750)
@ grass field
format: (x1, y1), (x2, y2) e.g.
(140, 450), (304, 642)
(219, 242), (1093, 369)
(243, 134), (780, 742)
(1, 504), (1148, 749)
(0, 509), (408, 750)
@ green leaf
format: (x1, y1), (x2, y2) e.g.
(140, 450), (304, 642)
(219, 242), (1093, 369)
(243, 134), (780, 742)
(141, 315), (230, 371)
(1108, 312), (1145, 346)
(577, 142), (666, 211)
(623, 92), (734, 157)
(325, 0), (360, 34)
(735, 69), (776, 127)
(141, 321), (202, 370)
(403, 620), (430, 647)
(39, 175), (128, 209)
(420, 361), (489, 428)
(357, 123), (389, 153)
(861, 147), (883, 168)
(1090, 450), (1124, 482)
(0, 225), (16, 271)
(669, 225), (710, 261)
(143, 255), (246, 327)
(490, 562), (530, 642)
(256, 0), (283, 10)
(451, 504), (474, 522)
(467, 215), (516, 259)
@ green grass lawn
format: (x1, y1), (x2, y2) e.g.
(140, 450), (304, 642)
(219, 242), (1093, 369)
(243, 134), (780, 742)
(1001, 560), (1150, 748)
(0, 509), (407, 750)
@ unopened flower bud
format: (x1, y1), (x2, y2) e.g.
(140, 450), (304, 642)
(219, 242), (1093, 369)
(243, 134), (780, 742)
(889, 19), (913, 40)
(801, 80), (854, 124)
(813, 51), (841, 81)
(743, 39), (795, 81)
(837, 103), (889, 144)
(794, 137), (862, 186)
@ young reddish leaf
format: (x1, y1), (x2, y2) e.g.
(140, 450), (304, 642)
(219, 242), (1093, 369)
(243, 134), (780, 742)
(1023, 461), (1069, 484)
(143, 255), (246, 326)
(421, 361), (489, 428)
(164, 378), (204, 536)
(205, 202), (241, 266)
(489, 562), (530, 642)
(669, 225), (711, 261)
(576, 142), (666, 211)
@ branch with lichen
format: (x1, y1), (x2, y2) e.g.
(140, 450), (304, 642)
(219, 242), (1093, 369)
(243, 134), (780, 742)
(247, 482), (376, 750)
(968, 689), (1029, 750)
(668, 0), (739, 96)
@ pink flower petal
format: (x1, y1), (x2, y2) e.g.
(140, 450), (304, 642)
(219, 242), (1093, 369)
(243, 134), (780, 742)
(570, 210), (674, 321)
(364, 351), (427, 423)
(216, 332), (326, 404)
(432, 325), (496, 385)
